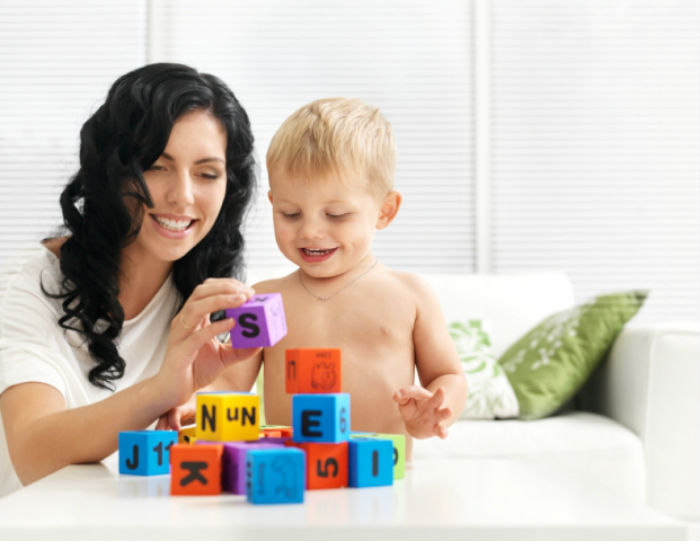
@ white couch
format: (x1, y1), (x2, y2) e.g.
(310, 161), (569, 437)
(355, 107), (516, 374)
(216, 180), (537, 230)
(413, 272), (700, 530)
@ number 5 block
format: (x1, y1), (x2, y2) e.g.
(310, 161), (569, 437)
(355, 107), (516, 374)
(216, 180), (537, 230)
(225, 293), (287, 348)
(119, 430), (177, 476)
(292, 441), (349, 490)
(291, 393), (350, 443)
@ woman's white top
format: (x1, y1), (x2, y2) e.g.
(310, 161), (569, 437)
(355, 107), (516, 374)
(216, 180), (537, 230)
(0, 245), (179, 497)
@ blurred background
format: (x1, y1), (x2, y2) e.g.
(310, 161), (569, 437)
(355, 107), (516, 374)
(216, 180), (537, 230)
(0, 0), (698, 324)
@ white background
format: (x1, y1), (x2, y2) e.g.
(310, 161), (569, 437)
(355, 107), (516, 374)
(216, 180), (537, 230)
(0, 0), (698, 324)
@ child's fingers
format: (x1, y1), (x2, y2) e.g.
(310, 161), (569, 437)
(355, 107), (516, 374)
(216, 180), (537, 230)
(393, 385), (432, 404)
(435, 423), (449, 439)
(427, 387), (446, 408)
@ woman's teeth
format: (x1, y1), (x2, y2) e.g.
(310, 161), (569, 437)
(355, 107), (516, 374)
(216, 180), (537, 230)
(154, 216), (193, 232)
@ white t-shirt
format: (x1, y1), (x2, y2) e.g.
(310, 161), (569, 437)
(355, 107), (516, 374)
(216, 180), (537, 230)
(0, 245), (179, 497)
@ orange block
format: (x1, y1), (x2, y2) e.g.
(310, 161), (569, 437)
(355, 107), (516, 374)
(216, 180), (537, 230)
(290, 441), (348, 490)
(170, 443), (223, 495)
(285, 348), (341, 394)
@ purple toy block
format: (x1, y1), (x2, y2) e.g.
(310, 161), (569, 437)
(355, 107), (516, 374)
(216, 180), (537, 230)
(225, 293), (287, 348)
(221, 441), (285, 494)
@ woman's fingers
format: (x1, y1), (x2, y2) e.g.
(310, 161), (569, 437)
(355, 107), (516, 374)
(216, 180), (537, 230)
(188, 278), (255, 302)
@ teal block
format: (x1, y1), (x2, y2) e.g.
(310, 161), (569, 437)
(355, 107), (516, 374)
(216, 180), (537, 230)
(246, 448), (305, 504)
(348, 437), (393, 487)
(119, 430), (177, 476)
(292, 393), (350, 443)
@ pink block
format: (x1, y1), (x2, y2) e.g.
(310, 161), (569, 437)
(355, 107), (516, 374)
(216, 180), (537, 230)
(225, 293), (287, 348)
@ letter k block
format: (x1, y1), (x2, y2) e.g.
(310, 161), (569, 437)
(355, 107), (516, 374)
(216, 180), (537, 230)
(170, 443), (223, 495)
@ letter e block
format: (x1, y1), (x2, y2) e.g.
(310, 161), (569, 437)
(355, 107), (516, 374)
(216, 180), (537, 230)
(226, 293), (287, 348)
(294, 441), (348, 490)
(119, 430), (177, 476)
(292, 393), (350, 443)
(348, 438), (394, 488)
(196, 392), (260, 442)
(285, 348), (341, 394)
(246, 448), (305, 504)
(170, 443), (223, 495)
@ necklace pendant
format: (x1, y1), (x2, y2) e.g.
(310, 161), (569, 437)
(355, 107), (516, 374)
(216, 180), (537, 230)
(318, 296), (329, 301)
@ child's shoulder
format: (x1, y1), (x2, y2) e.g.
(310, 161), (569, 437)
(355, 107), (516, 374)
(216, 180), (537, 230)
(251, 271), (297, 294)
(383, 267), (436, 298)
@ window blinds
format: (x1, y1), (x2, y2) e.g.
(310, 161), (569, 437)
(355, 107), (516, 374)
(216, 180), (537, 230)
(490, 0), (700, 323)
(0, 1), (146, 291)
(148, 0), (476, 275)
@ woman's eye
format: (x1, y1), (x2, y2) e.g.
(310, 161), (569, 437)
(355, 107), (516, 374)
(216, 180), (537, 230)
(200, 171), (221, 180)
(148, 164), (165, 171)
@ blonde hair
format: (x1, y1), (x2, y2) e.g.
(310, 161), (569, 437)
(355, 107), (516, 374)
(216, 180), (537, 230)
(266, 97), (396, 197)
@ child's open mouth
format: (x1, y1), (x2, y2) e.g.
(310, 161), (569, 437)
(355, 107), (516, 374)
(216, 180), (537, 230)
(299, 247), (337, 262)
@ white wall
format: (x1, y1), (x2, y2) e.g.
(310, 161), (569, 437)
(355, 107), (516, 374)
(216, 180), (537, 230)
(0, 0), (697, 325)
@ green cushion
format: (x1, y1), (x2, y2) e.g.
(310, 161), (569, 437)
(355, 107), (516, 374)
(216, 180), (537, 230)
(497, 290), (647, 420)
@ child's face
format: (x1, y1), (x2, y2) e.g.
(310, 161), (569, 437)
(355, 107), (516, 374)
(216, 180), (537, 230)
(268, 169), (389, 279)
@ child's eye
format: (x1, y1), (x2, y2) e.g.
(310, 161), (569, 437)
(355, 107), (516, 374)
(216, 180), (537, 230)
(327, 212), (349, 220)
(281, 211), (301, 219)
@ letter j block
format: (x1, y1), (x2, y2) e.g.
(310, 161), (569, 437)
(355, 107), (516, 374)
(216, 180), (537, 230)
(225, 293), (287, 348)
(292, 393), (350, 443)
(119, 430), (177, 476)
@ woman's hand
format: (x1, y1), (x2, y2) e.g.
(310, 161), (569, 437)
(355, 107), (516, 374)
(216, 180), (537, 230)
(153, 278), (262, 410)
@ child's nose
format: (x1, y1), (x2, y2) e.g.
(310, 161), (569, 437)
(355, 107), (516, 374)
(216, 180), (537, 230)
(299, 217), (324, 239)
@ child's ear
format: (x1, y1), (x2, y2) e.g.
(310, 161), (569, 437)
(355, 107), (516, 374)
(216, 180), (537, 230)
(376, 190), (402, 230)
(267, 190), (273, 204)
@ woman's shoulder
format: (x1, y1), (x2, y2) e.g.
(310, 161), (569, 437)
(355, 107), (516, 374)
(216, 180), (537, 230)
(1, 242), (61, 295)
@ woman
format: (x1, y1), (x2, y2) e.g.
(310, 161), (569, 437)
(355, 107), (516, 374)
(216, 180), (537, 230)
(0, 63), (260, 496)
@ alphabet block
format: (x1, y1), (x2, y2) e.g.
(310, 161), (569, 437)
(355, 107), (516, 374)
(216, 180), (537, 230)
(291, 441), (349, 490)
(291, 393), (350, 443)
(219, 441), (285, 494)
(285, 348), (341, 394)
(170, 443), (223, 495)
(350, 432), (406, 480)
(246, 447), (306, 504)
(348, 438), (394, 488)
(178, 425), (197, 444)
(196, 392), (260, 442)
(260, 425), (293, 439)
(118, 430), (177, 476)
(225, 293), (287, 348)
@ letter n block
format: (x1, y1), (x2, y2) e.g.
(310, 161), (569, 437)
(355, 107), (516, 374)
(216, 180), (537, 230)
(246, 448), (305, 504)
(196, 392), (260, 442)
(293, 441), (348, 490)
(348, 438), (394, 488)
(225, 293), (287, 348)
(292, 393), (350, 443)
(170, 443), (223, 495)
(286, 348), (341, 393)
(118, 430), (177, 476)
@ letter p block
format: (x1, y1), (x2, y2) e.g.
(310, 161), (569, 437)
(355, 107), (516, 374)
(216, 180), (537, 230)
(292, 393), (350, 443)
(225, 293), (287, 348)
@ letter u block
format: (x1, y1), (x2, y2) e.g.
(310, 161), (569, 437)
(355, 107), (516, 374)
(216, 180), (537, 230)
(196, 392), (260, 442)
(291, 393), (350, 443)
(118, 430), (177, 476)
(348, 437), (394, 488)
(170, 443), (223, 495)
(246, 447), (306, 504)
(285, 348), (342, 393)
(225, 293), (287, 348)
(292, 441), (349, 490)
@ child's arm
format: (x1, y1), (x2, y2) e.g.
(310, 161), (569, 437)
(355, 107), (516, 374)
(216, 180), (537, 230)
(393, 275), (467, 439)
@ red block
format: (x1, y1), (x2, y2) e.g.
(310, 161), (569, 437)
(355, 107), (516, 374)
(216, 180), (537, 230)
(289, 441), (348, 490)
(285, 348), (341, 394)
(170, 443), (223, 495)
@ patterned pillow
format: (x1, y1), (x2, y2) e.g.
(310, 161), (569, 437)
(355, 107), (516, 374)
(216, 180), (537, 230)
(448, 320), (519, 419)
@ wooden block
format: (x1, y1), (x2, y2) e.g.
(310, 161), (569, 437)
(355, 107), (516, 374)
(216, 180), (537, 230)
(225, 293), (287, 348)
(196, 392), (260, 442)
(218, 441), (285, 494)
(290, 441), (348, 490)
(118, 430), (177, 476)
(285, 348), (341, 394)
(348, 438), (394, 488)
(291, 393), (350, 443)
(246, 448), (306, 504)
(170, 443), (223, 495)
(178, 425), (197, 444)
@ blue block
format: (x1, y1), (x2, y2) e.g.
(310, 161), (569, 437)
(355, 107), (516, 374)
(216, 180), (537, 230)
(119, 430), (177, 476)
(348, 438), (394, 487)
(246, 448), (306, 504)
(292, 393), (350, 443)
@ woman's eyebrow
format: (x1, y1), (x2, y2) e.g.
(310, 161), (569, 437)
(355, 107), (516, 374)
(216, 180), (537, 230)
(159, 152), (225, 165)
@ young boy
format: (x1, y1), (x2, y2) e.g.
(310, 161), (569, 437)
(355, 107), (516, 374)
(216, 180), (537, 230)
(236, 98), (466, 459)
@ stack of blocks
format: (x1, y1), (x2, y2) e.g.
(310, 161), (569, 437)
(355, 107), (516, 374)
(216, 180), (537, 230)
(118, 293), (405, 504)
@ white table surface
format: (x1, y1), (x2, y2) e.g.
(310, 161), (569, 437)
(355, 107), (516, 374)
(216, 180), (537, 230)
(0, 455), (687, 541)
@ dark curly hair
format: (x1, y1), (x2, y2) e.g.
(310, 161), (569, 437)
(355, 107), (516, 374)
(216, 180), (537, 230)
(44, 63), (256, 390)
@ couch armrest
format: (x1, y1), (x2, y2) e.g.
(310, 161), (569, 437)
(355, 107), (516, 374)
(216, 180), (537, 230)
(582, 323), (700, 520)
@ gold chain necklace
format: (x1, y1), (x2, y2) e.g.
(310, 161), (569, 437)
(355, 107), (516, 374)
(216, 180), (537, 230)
(298, 260), (378, 301)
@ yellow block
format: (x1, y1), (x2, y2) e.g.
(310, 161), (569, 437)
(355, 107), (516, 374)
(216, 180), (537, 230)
(178, 425), (197, 444)
(196, 392), (260, 442)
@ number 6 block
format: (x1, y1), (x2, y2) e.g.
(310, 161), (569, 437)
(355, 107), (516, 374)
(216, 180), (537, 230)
(291, 393), (350, 443)
(225, 293), (287, 348)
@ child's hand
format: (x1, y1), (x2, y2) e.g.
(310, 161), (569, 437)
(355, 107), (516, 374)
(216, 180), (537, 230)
(392, 385), (452, 439)
(155, 397), (196, 431)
